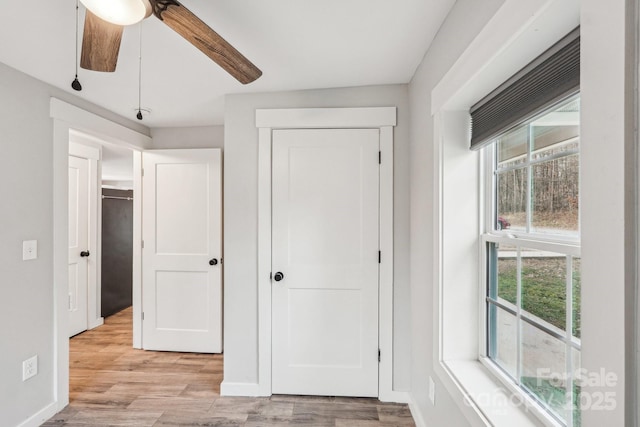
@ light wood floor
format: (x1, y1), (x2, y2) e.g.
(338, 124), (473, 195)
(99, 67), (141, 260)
(44, 307), (415, 426)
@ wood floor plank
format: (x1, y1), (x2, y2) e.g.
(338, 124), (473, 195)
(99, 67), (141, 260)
(377, 404), (416, 425)
(109, 382), (188, 398)
(65, 409), (163, 426)
(45, 306), (415, 426)
(154, 411), (247, 426)
(292, 401), (380, 421)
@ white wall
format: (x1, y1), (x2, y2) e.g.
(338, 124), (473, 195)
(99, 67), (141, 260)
(0, 61), (148, 427)
(151, 126), (224, 149)
(408, 0), (506, 425)
(223, 85), (412, 391)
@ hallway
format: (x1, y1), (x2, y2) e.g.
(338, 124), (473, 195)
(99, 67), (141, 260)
(44, 307), (415, 426)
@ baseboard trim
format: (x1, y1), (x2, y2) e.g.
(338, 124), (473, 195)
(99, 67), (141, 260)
(89, 317), (104, 330)
(408, 394), (428, 427)
(16, 402), (57, 427)
(379, 390), (411, 404)
(220, 381), (265, 397)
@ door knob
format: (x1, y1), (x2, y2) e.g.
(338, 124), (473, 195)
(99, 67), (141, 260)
(209, 258), (218, 266)
(80, 251), (90, 258)
(274, 272), (284, 282)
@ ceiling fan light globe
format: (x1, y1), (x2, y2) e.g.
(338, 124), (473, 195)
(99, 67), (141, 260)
(80, 0), (151, 26)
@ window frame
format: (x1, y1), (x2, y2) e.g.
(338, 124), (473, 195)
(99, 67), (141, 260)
(478, 105), (582, 426)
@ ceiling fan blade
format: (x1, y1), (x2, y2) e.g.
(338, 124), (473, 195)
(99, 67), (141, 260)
(80, 10), (124, 72)
(149, 0), (262, 84)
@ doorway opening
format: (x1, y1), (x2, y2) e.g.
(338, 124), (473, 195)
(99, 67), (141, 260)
(53, 99), (220, 416)
(100, 143), (135, 320)
(66, 145), (225, 416)
(67, 131), (139, 340)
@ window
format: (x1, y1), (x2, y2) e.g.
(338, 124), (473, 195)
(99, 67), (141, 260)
(482, 95), (581, 426)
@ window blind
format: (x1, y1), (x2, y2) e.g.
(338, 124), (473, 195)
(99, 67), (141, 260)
(469, 28), (580, 150)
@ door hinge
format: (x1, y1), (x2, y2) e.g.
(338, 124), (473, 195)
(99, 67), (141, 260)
(142, 312), (145, 321)
(141, 168), (144, 177)
(68, 293), (72, 310)
(378, 349), (381, 362)
(141, 240), (145, 249)
(378, 251), (381, 264)
(269, 272), (272, 280)
(379, 151), (382, 164)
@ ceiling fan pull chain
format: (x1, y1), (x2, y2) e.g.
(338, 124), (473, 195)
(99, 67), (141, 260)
(71, 0), (82, 91)
(137, 23), (143, 120)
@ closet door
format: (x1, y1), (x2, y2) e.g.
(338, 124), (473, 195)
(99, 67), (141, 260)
(271, 129), (380, 396)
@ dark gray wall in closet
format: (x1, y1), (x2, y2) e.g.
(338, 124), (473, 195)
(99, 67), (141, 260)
(101, 188), (133, 317)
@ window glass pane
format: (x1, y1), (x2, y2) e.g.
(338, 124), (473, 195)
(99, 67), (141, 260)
(497, 125), (528, 167)
(489, 243), (518, 306)
(488, 303), (517, 378)
(531, 96), (580, 158)
(521, 250), (567, 331)
(496, 168), (527, 231)
(530, 154), (579, 236)
(492, 96), (580, 238)
(571, 347), (582, 426)
(521, 321), (567, 423)
(572, 257), (581, 339)
(531, 129), (579, 161)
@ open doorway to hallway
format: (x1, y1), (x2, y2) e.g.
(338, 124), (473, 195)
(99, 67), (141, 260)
(67, 135), (137, 339)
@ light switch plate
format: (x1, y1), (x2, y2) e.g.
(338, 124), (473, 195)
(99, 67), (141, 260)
(22, 240), (37, 261)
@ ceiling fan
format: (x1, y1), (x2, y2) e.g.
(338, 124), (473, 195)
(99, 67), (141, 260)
(79, 0), (262, 84)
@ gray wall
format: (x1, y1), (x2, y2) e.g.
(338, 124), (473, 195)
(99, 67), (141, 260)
(0, 61), (148, 427)
(151, 126), (224, 149)
(408, 0), (506, 425)
(223, 85), (411, 390)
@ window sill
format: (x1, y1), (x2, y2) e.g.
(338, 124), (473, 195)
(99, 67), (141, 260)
(438, 360), (555, 427)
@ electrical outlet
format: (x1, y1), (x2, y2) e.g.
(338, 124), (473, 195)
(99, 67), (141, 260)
(429, 376), (436, 405)
(22, 355), (38, 381)
(22, 240), (38, 261)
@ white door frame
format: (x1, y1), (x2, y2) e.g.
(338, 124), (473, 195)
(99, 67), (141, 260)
(51, 98), (150, 410)
(254, 107), (403, 402)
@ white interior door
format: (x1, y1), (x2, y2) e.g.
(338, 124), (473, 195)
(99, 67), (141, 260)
(68, 155), (89, 337)
(142, 149), (222, 353)
(271, 129), (380, 397)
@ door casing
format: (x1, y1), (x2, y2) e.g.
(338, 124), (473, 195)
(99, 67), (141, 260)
(52, 98), (150, 412)
(230, 107), (404, 402)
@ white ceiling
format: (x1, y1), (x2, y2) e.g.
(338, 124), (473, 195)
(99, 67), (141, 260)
(0, 0), (455, 128)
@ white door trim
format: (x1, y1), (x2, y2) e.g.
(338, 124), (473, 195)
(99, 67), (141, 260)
(253, 107), (403, 402)
(51, 98), (150, 411)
